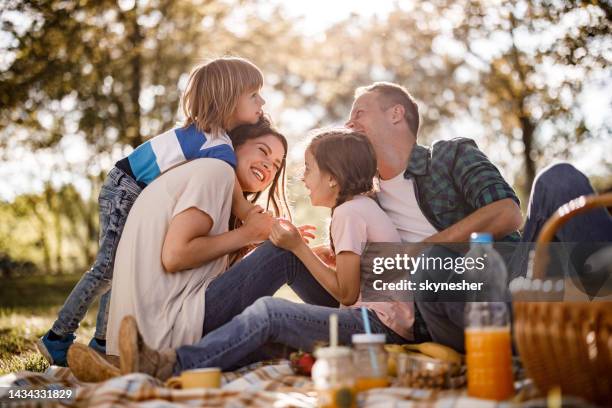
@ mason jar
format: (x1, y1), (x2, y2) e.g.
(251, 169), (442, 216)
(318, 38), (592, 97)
(351, 333), (389, 392)
(311, 346), (356, 408)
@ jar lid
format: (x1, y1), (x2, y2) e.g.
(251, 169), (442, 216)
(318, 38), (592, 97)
(314, 346), (352, 359)
(352, 333), (386, 344)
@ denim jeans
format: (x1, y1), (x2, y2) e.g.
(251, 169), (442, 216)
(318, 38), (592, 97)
(51, 167), (141, 339)
(417, 163), (612, 352)
(175, 242), (407, 372)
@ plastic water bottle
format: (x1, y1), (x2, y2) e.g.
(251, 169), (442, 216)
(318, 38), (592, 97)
(464, 232), (514, 401)
(463, 232), (508, 300)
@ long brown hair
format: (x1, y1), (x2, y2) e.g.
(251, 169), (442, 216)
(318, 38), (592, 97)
(307, 129), (377, 252)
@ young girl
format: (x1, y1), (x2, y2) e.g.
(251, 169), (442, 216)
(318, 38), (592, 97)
(106, 129), (417, 378)
(38, 56), (271, 366)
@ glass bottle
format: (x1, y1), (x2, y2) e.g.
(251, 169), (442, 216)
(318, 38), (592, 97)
(311, 346), (356, 408)
(351, 333), (389, 392)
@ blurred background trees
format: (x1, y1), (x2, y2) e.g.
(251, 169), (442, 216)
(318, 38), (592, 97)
(1, 0), (610, 275)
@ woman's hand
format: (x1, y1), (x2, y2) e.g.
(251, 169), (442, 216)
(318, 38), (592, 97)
(242, 206), (274, 244)
(270, 219), (305, 252)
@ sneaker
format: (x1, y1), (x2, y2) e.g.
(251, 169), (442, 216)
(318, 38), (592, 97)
(36, 331), (76, 367)
(67, 343), (120, 382)
(119, 315), (176, 380)
(88, 337), (106, 355)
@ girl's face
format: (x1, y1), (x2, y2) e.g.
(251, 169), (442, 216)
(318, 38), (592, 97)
(230, 89), (265, 129)
(302, 149), (338, 208)
(235, 134), (284, 193)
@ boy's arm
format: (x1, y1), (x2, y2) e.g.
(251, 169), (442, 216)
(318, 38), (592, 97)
(232, 176), (255, 220)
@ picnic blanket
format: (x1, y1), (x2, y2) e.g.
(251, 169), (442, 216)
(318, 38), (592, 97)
(0, 360), (565, 408)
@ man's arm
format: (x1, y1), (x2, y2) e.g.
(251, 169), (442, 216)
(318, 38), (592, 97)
(426, 140), (523, 243)
(424, 198), (522, 243)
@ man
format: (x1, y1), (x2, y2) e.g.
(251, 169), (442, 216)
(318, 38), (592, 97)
(345, 82), (612, 351)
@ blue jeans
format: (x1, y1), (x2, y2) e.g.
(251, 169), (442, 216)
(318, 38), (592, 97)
(417, 163), (612, 352)
(175, 242), (406, 372)
(51, 167), (141, 339)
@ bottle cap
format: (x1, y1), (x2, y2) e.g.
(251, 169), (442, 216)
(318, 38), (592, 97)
(351, 333), (386, 344)
(470, 232), (493, 243)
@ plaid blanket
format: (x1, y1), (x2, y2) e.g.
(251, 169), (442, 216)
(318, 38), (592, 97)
(0, 360), (549, 408)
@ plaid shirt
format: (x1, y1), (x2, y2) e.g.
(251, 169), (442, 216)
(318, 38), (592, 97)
(403, 137), (520, 242)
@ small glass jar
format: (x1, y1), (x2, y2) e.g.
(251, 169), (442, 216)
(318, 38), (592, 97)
(311, 346), (356, 408)
(351, 333), (389, 392)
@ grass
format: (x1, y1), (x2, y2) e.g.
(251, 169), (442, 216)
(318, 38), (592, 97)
(0, 274), (300, 377)
(0, 274), (96, 376)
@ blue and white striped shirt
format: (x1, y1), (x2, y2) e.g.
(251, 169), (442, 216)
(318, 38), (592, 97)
(115, 124), (236, 188)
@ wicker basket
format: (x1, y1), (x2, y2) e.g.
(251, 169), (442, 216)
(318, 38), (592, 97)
(513, 193), (612, 405)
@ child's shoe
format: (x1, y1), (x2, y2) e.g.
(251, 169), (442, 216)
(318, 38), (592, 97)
(36, 330), (76, 367)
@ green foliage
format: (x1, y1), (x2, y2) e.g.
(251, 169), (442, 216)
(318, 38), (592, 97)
(0, 180), (100, 275)
(0, 0), (298, 151)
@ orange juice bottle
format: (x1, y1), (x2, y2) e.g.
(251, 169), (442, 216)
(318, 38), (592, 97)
(463, 233), (514, 400)
(465, 303), (514, 400)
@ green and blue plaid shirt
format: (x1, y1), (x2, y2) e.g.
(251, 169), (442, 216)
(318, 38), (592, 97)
(402, 138), (520, 242)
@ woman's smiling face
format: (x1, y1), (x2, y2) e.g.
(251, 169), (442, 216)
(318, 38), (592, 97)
(234, 134), (285, 192)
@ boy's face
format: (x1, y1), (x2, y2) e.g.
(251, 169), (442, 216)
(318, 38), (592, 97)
(231, 89), (265, 129)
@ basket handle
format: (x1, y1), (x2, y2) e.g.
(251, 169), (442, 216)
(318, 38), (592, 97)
(533, 193), (612, 279)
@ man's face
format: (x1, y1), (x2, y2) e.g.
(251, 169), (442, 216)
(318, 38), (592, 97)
(345, 91), (389, 145)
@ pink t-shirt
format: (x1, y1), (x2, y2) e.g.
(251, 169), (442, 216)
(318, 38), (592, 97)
(331, 195), (415, 340)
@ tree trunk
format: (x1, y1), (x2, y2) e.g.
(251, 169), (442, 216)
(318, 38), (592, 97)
(128, 7), (143, 148)
(520, 115), (536, 194)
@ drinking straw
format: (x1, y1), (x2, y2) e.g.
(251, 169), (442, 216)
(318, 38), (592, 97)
(330, 313), (338, 348)
(360, 307), (372, 334)
(360, 306), (380, 376)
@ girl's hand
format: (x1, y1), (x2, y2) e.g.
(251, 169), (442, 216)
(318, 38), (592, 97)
(270, 219), (304, 252)
(242, 206), (274, 244)
(297, 224), (316, 244)
(312, 245), (336, 267)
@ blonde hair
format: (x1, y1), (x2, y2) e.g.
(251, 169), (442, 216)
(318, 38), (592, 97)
(182, 57), (264, 137)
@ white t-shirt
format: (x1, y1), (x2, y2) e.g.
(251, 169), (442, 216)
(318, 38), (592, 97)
(106, 159), (234, 356)
(377, 173), (437, 242)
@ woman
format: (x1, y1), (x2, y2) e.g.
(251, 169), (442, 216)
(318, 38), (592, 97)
(105, 116), (292, 354)
(67, 117), (295, 381)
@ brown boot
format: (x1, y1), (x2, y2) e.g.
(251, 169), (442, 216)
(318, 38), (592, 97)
(119, 315), (176, 381)
(67, 343), (120, 382)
